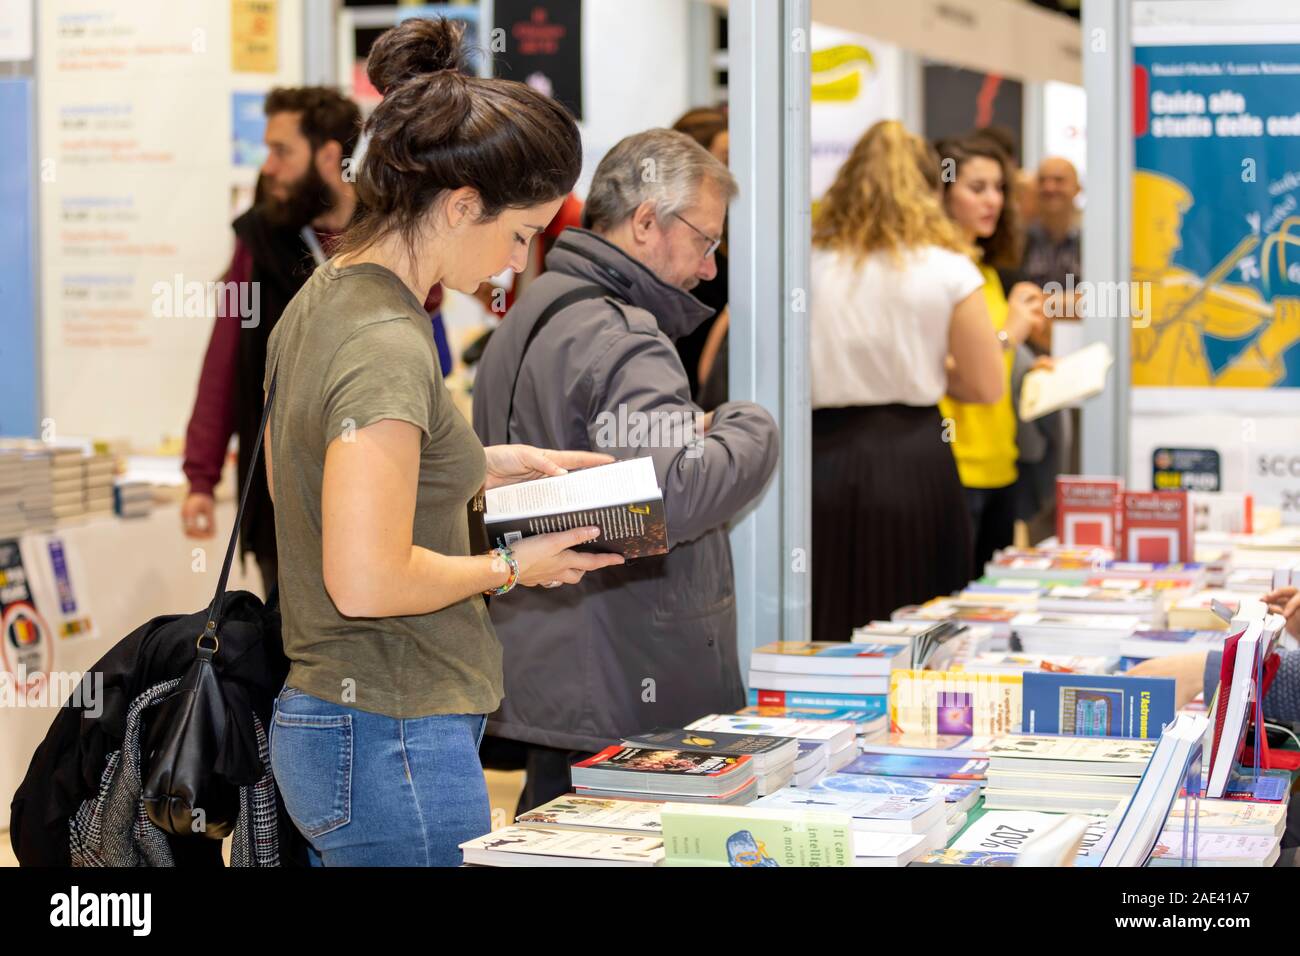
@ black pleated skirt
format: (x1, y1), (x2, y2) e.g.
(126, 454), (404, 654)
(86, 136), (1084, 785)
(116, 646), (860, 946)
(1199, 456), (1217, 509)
(811, 404), (974, 641)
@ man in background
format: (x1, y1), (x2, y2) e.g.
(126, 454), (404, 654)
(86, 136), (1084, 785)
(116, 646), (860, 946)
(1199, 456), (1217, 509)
(181, 88), (360, 593)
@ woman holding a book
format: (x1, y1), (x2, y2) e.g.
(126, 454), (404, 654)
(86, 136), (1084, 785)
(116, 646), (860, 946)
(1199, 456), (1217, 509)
(934, 133), (1048, 578)
(259, 17), (624, 867)
(809, 120), (1006, 640)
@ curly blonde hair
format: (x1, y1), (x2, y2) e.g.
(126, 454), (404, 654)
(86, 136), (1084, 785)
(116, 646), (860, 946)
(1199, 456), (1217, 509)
(813, 120), (970, 262)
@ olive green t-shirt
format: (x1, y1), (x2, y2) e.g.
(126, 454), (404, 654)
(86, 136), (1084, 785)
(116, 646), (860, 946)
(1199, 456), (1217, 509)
(264, 260), (502, 718)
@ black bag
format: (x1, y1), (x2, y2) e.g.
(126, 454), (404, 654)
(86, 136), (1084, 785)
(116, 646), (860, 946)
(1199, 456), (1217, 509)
(141, 373), (278, 838)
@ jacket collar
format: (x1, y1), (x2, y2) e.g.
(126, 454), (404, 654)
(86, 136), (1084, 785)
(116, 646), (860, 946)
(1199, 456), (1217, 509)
(543, 227), (715, 341)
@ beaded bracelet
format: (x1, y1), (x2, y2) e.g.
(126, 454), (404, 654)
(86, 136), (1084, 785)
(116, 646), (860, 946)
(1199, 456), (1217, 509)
(485, 546), (519, 596)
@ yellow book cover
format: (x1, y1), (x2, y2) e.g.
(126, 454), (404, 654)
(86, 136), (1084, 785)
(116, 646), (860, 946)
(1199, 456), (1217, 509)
(889, 669), (1023, 737)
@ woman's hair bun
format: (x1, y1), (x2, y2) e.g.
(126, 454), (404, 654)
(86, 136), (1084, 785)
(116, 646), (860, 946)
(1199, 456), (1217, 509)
(366, 16), (469, 98)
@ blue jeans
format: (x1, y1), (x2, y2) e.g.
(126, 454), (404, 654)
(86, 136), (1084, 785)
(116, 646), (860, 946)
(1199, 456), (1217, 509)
(269, 685), (490, 866)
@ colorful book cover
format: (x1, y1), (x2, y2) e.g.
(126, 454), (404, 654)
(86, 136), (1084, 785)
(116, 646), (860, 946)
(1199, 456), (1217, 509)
(660, 804), (854, 867)
(1122, 491), (1194, 563)
(1022, 671), (1176, 739)
(888, 669), (1022, 737)
(460, 826), (665, 865)
(1056, 476), (1124, 549)
(840, 753), (987, 780)
(811, 773), (981, 805)
(751, 641), (908, 675)
(623, 728), (795, 762)
(572, 746), (751, 779)
(747, 688), (889, 715)
(950, 810), (1113, 860)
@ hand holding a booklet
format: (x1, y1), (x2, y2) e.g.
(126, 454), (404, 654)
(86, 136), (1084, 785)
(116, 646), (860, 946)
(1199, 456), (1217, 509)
(483, 445), (627, 585)
(483, 445), (615, 489)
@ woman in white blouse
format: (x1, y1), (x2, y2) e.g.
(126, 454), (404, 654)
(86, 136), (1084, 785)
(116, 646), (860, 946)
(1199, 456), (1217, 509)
(809, 120), (1005, 641)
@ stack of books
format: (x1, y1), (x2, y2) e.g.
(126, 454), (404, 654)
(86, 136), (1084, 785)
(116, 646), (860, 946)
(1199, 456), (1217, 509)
(892, 598), (1019, 644)
(745, 641), (904, 739)
(1020, 670), (1176, 740)
(1099, 713), (1209, 867)
(570, 745), (758, 805)
(942, 809), (1113, 865)
(1010, 611), (1144, 657)
(49, 446), (86, 524)
(659, 803), (855, 867)
(1203, 617), (1283, 799)
(851, 620), (1001, 669)
(19, 448), (54, 532)
(0, 449), (23, 539)
(951, 651), (1113, 675)
(809, 771), (981, 831)
(753, 788), (953, 865)
(982, 734), (1157, 814)
(82, 453), (116, 519)
(686, 712), (861, 776)
(114, 479), (153, 519)
(1152, 797), (1287, 867)
(622, 727), (797, 795)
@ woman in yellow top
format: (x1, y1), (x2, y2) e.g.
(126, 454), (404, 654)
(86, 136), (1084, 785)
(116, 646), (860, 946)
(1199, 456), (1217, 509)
(935, 133), (1045, 577)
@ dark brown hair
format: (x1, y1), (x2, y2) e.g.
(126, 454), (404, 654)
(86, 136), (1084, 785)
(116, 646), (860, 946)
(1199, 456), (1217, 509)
(336, 17), (582, 264)
(935, 132), (1022, 270)
(672, 106), (728, 154)
(264, 86), (362, 159)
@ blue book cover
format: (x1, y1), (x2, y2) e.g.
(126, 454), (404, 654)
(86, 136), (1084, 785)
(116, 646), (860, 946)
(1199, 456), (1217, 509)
(839, 753), (987, 780)
(746, 688), (888, 715)
(811, 773), (946, 800)
(1022, 671), (1176, 739)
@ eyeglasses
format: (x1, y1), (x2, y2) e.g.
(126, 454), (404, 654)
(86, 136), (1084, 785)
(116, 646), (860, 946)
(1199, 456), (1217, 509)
(672, 212), (722, 259)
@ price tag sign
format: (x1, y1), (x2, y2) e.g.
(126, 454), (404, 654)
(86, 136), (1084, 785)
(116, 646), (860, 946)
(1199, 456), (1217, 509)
(1248, 447), (1300, 525)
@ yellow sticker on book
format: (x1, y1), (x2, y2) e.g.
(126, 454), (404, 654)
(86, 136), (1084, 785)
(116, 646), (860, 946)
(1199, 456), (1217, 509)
(628, 504), (650, 515)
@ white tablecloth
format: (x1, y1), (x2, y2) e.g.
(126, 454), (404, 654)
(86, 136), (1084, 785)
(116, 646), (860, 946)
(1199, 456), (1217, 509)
(0, 501), (262, 832)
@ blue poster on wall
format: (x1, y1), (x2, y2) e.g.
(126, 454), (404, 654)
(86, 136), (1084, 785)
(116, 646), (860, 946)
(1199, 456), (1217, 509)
(231, 91), (268, 168)
(1132, 43), (1300, 390)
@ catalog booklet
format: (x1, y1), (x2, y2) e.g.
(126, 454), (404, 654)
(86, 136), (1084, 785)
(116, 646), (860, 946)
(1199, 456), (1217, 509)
(483, 456), (667, 558)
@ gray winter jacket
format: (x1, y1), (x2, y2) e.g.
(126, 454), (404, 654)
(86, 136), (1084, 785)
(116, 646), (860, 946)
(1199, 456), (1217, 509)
(472, 228), (780, 752)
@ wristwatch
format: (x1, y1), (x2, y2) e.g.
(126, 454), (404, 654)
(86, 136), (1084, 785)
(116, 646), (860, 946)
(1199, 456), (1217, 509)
(997, 329), (1013, 350)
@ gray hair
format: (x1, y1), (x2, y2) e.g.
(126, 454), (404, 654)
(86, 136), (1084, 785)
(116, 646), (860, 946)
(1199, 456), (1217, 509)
(583, 128), (738, 233)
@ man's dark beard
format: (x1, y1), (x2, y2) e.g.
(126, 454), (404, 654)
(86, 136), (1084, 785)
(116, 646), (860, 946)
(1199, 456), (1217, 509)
(259, 160), (335, 230)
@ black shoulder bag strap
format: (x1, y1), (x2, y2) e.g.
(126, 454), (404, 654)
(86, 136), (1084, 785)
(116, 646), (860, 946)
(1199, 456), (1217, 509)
(200, 361), (278, 647)
(505, 284), (620, 443)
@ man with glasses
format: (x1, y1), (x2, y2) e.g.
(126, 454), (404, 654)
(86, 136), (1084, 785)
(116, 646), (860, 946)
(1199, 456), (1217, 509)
(472, 128), (780, 815)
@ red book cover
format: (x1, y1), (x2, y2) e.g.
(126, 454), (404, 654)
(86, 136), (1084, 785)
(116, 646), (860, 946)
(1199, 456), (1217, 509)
(1056, 476), (1124, 548)
(1122, 491), (1194, 563)
(1207, 630), (1242, 788)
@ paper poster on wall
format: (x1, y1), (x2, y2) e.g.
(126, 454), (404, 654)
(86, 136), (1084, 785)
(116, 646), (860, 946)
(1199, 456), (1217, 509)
(923, 62), (1024, 165)
(492, 0), (582, 120)
(0, 538), (51, 690)
(809, 23), (903, 201)
(38, 0), (302, 448)
(1248, 446), (1300, 525)
(1132, 43), (1300, 392)
(26, 534), (98, 643)
(231, 0), (278, 74)
(1152, 447), (1220, 492)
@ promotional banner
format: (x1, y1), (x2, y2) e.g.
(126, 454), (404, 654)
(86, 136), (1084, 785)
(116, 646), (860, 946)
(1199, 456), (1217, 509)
(809, 23), (903, 201)
(1132, 43), (1300, 392)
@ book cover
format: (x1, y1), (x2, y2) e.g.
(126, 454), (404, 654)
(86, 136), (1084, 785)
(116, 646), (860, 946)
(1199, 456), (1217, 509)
(888, 669), (1022, 737)
(660, 804), (854, 867)
(1056, 476), (1124, 549)
(840, 753), (987, 780)
(950, 810), (1113, 861)
(484, 457), (667, 559)
(753, 787), (943, 826)
(687, 713), (857, 746)
(570, 746), (753, 795)
(1022, 671), (1176, 739)
(1122, 491), (1194, 564)
(737, 703), (886, 727)
(911, 848), (1016, 867)
(515, 796), (664, 834)
(622, 727), (796, 764)
(987, 734), (1157, 772)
